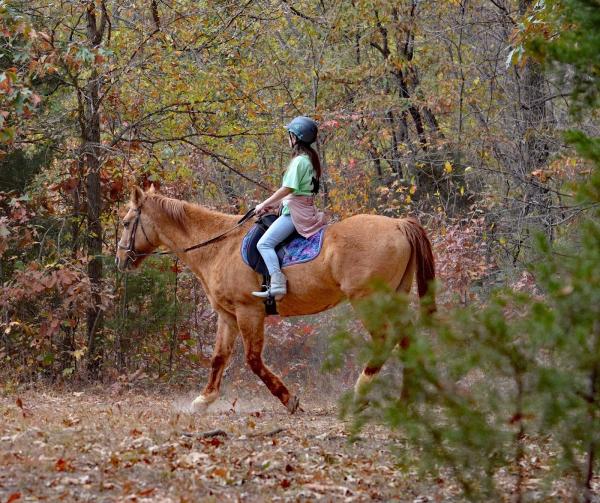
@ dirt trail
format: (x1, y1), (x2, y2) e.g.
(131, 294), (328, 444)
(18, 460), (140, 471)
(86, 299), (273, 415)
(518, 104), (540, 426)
(0, 388), (443, 502)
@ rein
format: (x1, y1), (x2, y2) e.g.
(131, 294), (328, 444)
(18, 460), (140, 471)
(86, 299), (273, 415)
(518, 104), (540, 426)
(118, 207), (256, 259)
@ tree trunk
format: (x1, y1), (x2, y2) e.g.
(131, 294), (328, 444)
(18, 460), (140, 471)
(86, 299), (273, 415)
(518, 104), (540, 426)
(84, 1), (108, 376)
(85, 70), (103, 376)
(517, 0), (555, 240)
(386, 110), (402, 176)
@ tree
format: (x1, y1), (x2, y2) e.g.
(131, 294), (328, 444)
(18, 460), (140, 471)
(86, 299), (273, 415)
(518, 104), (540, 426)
(0, 2), (43, 148)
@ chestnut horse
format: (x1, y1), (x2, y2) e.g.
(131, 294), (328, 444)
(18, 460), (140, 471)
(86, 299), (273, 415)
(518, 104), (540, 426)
(115, 186), (435, 413)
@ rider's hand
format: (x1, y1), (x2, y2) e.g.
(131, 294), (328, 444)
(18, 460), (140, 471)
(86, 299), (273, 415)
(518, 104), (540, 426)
(255, 202), (267, 216)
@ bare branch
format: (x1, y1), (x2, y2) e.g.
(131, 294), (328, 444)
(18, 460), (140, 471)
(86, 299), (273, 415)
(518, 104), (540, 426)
(280, 0), (321, 24)
(151, 0), (161, 31)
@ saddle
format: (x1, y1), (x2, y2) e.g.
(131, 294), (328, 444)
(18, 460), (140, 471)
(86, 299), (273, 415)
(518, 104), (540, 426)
(241, 214), (326, 315)
(242, 214), (301, 276)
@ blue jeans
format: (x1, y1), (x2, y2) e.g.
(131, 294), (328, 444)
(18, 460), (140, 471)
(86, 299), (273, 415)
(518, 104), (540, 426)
(256, 214), (296, 275)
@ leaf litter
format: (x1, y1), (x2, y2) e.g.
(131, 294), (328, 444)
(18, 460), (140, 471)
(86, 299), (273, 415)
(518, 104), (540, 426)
(1, 386), (591, 501)
(0, 388), (431, 502)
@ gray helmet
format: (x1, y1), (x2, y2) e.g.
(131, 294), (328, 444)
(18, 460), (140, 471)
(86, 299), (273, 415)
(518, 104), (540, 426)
(285, 116), (318, 144)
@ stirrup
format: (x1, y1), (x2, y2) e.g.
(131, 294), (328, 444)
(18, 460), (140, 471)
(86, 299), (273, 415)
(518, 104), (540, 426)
(252, 287), (286, 300)
(252, 275), (271, 298)
(252, 272), (286, 299)
(252, 275), (279, 315)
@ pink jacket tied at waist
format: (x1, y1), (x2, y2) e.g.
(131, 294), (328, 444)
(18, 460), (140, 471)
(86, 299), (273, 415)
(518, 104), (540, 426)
(284, 195), (328, 238)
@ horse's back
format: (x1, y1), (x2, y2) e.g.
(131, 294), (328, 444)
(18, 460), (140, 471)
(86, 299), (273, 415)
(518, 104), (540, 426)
(323, 214), (414, 296)
(274, 214), (418, 315)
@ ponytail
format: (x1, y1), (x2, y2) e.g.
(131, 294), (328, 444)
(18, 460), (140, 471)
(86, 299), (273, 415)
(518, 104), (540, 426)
(291, 142), (322, 179)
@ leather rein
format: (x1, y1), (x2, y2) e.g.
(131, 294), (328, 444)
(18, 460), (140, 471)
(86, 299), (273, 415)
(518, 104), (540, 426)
(118, 206), (256, 261)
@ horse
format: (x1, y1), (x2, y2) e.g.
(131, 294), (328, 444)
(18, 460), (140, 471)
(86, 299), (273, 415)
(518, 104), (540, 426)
(115, 186), (436, 413)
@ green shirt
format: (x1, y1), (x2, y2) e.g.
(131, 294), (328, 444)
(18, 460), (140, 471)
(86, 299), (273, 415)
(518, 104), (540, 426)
(281, 154), (315, 215)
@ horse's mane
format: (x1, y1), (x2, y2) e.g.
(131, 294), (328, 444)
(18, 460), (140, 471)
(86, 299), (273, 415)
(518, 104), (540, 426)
(147, 194), (188, 227)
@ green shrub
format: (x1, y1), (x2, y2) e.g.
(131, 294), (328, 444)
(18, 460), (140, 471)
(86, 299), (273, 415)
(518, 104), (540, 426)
(327, 214), (599, 500)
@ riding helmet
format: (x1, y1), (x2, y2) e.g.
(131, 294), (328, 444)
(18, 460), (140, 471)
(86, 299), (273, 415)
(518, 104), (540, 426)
(285, 116), (318, 144)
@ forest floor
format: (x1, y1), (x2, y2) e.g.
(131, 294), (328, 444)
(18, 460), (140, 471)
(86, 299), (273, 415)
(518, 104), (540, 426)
(0, 384), (457, 502)
(0, 385), (593, 502)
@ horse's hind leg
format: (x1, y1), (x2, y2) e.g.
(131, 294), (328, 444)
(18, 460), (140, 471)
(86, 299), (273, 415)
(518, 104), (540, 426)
(354, 256), (416, 399)
(237, 308), (300, 413)
(347, 298), (387, 399)
(354, 363), (383, 395)
(192, 311), (238, 411)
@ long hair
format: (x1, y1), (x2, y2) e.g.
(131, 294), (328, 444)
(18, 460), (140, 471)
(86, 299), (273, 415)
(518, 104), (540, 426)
(291, 140), (322, 179)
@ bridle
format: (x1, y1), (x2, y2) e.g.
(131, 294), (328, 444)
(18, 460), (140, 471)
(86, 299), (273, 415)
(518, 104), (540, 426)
(118, 205), (256, 265)
(117, 207), (156, 264)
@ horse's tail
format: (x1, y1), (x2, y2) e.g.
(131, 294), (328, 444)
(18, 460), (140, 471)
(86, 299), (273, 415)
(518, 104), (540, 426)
(401, 218), (436, 313)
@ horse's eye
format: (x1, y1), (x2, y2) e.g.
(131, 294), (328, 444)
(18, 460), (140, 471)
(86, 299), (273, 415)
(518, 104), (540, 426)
(123, 221), (130, 229)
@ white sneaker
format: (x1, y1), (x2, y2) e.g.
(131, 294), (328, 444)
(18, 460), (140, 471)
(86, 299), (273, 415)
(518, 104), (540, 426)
(252, 271), (287, 299)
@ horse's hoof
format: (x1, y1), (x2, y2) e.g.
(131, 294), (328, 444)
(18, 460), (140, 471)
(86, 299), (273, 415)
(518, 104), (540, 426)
(191, 395), (210, 413)
(286, 395), (300, 414)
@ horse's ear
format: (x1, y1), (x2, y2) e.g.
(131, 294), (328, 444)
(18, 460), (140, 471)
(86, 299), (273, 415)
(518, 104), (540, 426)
(131, 186), (145, 207)
(147, 183), (156, 194)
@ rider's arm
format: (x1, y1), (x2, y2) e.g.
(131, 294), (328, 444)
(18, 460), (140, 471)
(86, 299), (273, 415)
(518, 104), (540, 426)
(256, 186), (293, 214)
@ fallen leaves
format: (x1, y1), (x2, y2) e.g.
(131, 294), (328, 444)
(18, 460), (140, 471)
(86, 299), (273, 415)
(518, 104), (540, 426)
(6, 493), (21, 503)
(55, 458), (73, 472)
(138, 487), (155, 497)
(177, 451), (209, 468)
(14, 397), (30, 418)
(210, 466), (229, 479)
(0, 389), (591, 501)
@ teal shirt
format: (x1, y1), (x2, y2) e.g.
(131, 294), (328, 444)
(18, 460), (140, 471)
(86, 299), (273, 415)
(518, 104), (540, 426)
(281, 154), (315, 215)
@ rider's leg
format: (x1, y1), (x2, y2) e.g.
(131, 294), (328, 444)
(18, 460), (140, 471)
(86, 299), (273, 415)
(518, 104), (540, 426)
(256, 214), (296, 274)
(252, 215), (296, 298)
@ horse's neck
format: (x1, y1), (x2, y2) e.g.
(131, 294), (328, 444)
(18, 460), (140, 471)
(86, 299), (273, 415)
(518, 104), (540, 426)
(183, 204), (236, 241)
(151, 199), (237, 257)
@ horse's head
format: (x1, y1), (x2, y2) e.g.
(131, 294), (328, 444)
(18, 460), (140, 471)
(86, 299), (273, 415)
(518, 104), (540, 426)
(115, 185), (160, 271)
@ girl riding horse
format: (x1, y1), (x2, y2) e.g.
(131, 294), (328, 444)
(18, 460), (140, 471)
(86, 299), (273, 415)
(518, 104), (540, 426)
(115, 120), (435, 413)
(252, 116), (327, 300)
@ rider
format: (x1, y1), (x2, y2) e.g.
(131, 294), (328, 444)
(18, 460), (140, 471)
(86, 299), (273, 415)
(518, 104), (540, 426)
(251, 116), (327, 300)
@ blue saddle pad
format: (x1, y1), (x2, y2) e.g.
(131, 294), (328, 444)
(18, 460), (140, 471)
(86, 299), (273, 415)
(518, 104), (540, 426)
(281, 228), (326, 267)
(241, 218), (325, 275)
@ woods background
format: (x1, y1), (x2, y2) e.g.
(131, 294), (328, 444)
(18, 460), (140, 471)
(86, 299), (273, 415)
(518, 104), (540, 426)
(4, 0), (590, 382)
(1, 0), (600, 500)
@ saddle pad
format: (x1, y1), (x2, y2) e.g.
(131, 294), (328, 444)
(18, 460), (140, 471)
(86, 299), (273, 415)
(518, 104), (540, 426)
(241, 225), (325, 273)
(281, 228), (325, 267)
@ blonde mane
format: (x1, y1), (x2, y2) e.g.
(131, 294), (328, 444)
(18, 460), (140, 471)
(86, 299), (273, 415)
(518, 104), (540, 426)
(147, 194), (188, 228)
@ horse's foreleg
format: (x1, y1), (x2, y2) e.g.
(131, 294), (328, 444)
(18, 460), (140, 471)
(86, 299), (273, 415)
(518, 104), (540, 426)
(238, 310), (300, 413)
(192, 312), (238, 411)
(353, 331), (410, 404)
